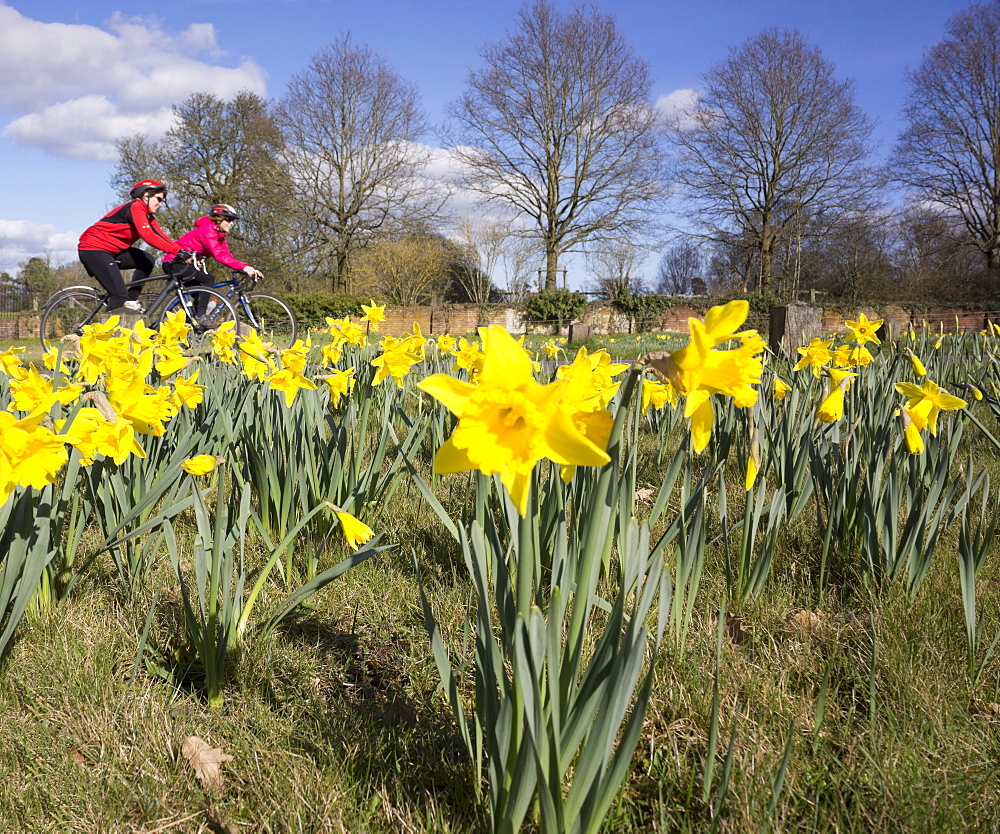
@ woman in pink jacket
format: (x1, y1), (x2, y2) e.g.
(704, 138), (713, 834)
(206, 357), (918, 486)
(164, 204), (263, 320)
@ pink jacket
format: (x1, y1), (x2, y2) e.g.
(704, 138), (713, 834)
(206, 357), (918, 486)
(164, 216), (247, 270)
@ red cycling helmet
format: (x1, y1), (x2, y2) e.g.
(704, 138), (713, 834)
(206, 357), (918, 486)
(209, 203), (239, 221)
(130, 179), (167, 199)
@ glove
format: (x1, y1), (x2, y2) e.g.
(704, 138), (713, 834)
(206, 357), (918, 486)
(176, 249), (194, 263)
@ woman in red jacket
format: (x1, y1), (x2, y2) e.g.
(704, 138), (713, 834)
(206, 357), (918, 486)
(78, 180), (189, 313)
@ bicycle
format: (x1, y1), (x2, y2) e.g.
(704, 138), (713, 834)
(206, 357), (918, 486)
(186, 260), (297, 348)
(39, 270), (242, 351)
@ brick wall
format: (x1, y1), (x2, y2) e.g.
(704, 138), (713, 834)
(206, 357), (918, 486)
(8, 303), (1000, 342)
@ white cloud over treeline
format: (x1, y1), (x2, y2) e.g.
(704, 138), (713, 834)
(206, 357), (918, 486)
(0, 220), (77, 272)
(0, 3), (266, 161)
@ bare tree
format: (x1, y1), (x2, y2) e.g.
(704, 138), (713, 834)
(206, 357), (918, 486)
(352, 233), (452, 305)
(114, 91), (293, 286)
(275, 35), (446, 293)
(656, 241), (704, 295)
(891, 2), (1000, 282)
(586, 239), (646, 299)
(454, 217), (503, 303)
(446, 0), (665, 291)
(668, 28), (880, 293)
(498, 234), (541, 302)
(889, 204), (984, 300)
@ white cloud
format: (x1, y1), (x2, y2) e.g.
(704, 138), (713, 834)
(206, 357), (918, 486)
(655, 88), (701, 130)
(0, 4), (266, 160)
(0, 219), (77, 272)
(4, 97), (173, 161)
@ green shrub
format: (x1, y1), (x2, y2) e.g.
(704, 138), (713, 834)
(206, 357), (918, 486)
(613, 292), (674, 332)
(522, 290), (588, 328)
(283, 293), (365, 327)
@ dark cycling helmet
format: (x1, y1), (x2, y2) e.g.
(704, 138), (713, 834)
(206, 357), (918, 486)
(130, 179), (167, 199)
(209, 203), (239, 221)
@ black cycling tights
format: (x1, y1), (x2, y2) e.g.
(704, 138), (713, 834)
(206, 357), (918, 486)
(78, 247), (154, 311)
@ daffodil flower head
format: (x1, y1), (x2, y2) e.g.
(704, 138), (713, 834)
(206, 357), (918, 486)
(418, 325), (611, 515)
(894, 378), (967, 436)
(905, 349), (927, 377)
(334, 508), (375, 550)
(845, 313), (883, 346)
(361, 300), (387, 331)
(182, 454), (218, 476)
(815, 368), (856, 424)
(793, 337), (835, 377)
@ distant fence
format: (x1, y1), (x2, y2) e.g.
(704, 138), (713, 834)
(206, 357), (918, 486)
(0, 285), (37, 317)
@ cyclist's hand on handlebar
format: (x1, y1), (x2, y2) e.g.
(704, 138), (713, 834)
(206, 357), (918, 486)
(243, 266), (263, 280)
(176, 249), (194, 263)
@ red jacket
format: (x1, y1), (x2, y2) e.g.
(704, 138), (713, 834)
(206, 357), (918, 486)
(164, 216), (247, 270)
(78, 199), (181, 255)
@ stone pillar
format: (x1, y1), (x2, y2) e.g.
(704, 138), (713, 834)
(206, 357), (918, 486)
(769, 301), (823, 354)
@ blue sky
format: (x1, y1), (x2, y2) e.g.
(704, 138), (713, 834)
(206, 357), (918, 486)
(0, 0), (974, 282)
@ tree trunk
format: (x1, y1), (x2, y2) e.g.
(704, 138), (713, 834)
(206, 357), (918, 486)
(544, 247), (559, 292)
(334, 250), (349, 294)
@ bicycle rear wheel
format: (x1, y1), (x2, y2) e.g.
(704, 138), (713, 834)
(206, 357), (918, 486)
(38, 287), (104, 350)
(162, 287), (242, 352)
(241, 292), (298, 348)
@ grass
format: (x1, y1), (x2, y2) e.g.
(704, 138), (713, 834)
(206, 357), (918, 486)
(3, 495), (999, 832)
(2, 330), (1000, 831)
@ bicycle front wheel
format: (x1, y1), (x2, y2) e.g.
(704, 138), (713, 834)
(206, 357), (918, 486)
(241, 292), (298, 348)
(38, 287), (104, 350)
(162, 287), (242, 352)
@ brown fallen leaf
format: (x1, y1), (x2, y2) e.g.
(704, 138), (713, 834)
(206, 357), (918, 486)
(634, 486), (655, 505)
(181, 736), (233, 792)
(786, 609), (824, 632)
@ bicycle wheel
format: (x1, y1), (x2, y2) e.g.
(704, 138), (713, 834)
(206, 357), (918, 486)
(162, 287), (241, 352)
(38, 287), (105, 349)
(241, 292), (298, 348)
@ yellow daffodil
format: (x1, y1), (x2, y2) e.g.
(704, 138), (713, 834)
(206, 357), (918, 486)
(372, 336), (422, 387)
(640, 301), (764, 453)
(436, 333), (458, 355)
(327, 315), (366, 348)
(848, 345), (873, 366)
(0, 410), (73, 504)
(159, 308), (191, 346)
(154, 345), (190, 378)
(844, 313), (883, 345)
(320, 342), (343, 367)
(453, 337), (484, 378)
(7, 364), (82, 413)
(335, 509), (375, 549)
(61, 407), (145, 466)
(205, 325), (236, 365)
(745, 424), (760, 491)
(418, 325), (611, 515)
(0, 346), (25, 377)
(361, 300), (387, 331)
(816, 368), (856, 424)
(543, 340), (560, 359)
(182, 454), (218, 476)
(905, 349), (927, 377)
(642, 379), (678, 413)
(323, 367), (356, 407)
(793, 337), (835, 377)
(773, 377), (792, 399)
(899, 407), (925, 454)
(172, 371), (206, 409)
(894, 379), (967, 437)
(266, 367), (318, 407)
